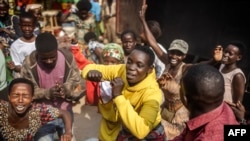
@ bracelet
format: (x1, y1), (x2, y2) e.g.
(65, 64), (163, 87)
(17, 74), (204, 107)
(239, 119), (247, 125)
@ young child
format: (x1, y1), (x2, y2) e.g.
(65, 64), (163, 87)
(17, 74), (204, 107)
(25, 3), (43, 35)
(84, 31), (105, 64)
(120, 29), (137, 62)
(215, 40), (246, 103)
(98, 43), (125, 103)
(83, 43), (124, 105)
(7, 12), (36, 78)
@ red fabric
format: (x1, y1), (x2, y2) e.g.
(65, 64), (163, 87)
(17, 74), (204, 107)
(71, 45), (91, 70)
(86, 81), (100, 105)
(70, 45), (99, 105)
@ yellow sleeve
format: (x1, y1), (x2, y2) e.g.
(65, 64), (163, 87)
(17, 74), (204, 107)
(113, 88), (162, 139)
(81, 64), (126, 81)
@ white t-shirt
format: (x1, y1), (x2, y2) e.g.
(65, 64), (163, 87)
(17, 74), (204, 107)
(10, 38), (36, 66)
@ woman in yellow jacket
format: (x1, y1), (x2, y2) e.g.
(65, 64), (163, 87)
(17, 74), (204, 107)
(82, 45), (165, 141)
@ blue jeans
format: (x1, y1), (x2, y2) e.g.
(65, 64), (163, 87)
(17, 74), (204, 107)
(34, 118), (65, 141)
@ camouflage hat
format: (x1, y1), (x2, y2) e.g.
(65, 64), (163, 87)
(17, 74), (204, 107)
(102, 43), (125, 63)
(168, 39), (189, 54)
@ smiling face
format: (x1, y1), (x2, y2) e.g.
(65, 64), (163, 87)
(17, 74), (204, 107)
(126, 49), (153, 86)
(19, 17), (35, 39)
(221, 44), (241, 65)
(168, 50), (186, 67)
(8, 83), (33, 115)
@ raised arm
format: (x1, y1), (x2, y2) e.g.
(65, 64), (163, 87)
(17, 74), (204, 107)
(182, 45), (223, 72)
(198, 45), (223, 65)
(139, 1), (168, 65)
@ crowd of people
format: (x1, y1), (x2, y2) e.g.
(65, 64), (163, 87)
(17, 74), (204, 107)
(0, 0), (249, 141)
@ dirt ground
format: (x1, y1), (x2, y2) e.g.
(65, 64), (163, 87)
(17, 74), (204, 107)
(73, 97), (102, 141)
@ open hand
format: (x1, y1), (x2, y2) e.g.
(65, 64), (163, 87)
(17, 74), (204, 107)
(139, 0), (147, 21)
(213, 45), (223, 62)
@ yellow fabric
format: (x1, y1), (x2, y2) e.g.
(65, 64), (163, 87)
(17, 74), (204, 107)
(82, 64), (163, 140)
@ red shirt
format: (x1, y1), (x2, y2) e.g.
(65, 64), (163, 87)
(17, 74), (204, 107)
(171, 102), (238, 141)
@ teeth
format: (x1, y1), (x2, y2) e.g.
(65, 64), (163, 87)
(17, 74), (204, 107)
(16, 106), (25, 111)
(170, 59), (177, 64)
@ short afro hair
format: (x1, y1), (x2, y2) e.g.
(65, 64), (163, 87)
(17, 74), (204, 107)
(76, 0), (92, 12)
(19, 11), (36, 24)
(226, 40), (246, 57)
(9, 78), (34, 96)
(84, 31), (97, 43)
(133, 45), (155, 66)
(120, 29), (137, 41)
(35, 32), (58, 53)
(147, 20), (162, 39)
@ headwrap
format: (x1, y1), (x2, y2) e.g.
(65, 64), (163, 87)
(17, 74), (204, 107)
(102, 43), (125, 63)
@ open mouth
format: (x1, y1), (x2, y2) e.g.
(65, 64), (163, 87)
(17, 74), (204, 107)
(16, 105), (25, 112)
(126, 73), (135, 80)
(170, 59), (177, 64)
